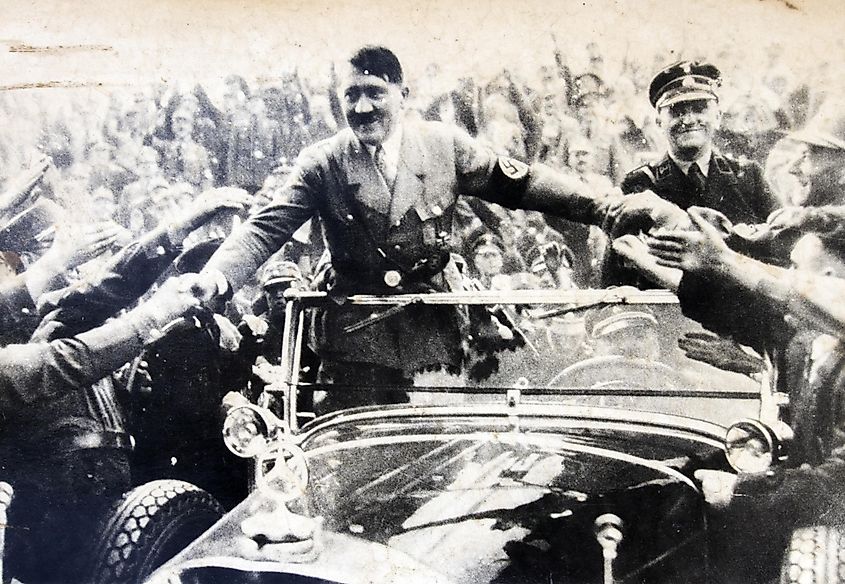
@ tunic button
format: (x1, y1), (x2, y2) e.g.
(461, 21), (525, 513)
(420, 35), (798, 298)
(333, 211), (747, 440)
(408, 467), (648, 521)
(431, 205), (443, 217)
(394, 244), (402, 251)
(346, 214), (354, 221)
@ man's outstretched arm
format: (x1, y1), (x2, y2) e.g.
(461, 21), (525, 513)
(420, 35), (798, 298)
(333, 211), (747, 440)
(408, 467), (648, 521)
(451, 126), (690, 234)
(201, 152), (320, 292)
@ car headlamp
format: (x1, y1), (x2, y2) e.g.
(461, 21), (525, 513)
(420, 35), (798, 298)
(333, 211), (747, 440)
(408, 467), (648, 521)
(725, 419), (791, 474)
(223, 405), (271, 458)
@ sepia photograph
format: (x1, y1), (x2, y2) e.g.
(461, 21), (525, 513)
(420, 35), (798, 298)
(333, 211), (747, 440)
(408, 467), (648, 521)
(0, 0), (844, 582)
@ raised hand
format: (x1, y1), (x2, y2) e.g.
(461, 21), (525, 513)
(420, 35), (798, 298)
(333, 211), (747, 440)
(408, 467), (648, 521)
(679, 331), (763, 376)
(645, 207), (732, 274)
(166, 187), (253, 244)
(0, 155), (51, 218)
(42, 221), (124, 271)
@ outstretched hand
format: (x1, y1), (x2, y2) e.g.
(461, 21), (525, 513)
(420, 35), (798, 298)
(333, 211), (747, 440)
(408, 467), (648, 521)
(765, 206), (811, 233)
(645, 208), (733, 274)
(42, 221), (124, 271)
(605, 189), (692, 236)
(0, 155), (51, 218)
(135, 273), (206, 333)
(167, 187), (253, 244)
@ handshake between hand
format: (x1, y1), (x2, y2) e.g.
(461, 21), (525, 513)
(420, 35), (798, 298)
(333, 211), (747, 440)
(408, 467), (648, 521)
(134, 270), (230, 334)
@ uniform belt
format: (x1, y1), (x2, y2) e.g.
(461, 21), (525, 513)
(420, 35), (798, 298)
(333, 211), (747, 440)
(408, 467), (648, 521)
(334, 252), (450, 290)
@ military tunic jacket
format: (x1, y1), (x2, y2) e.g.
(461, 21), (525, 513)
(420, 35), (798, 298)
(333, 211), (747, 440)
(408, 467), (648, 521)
(205, 121), (610, 372)
(621, 152), (778, 224)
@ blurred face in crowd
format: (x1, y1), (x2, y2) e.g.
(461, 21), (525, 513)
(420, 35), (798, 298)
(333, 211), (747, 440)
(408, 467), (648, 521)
(790, 234), (845, 278)
(473, 243), (504, 279)
(247, 96), (267, 117)
(172, 111), (194, 141)
(789, 144), (845, 206)
(223, 79), (247, 111)
(568, 146), (595, 175)
(657, 98), (721, 161)
(542, 92), (562, 118)
(340, 65), (407, 146)
(785, 142), (813, 201)
(137, 148), (160, 179)
(88, 142), (112, 166)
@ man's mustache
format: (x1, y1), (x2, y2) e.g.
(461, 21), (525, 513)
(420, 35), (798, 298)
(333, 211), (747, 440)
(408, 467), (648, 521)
(673, 123), (706, 132)
(349, 112), (382, 125)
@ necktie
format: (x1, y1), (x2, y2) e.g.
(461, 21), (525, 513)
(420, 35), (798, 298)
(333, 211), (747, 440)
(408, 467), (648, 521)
(373, 145), (394, 190)
(687, 163), (707, 196)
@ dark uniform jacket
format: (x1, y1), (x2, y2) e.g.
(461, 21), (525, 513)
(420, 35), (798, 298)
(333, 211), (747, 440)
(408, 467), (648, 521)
(603, 152), (779, 287)
(620, 152), (778, 224)
(1, 230), (182, 459)
(205, 121), (613, 373)
(677, 270), (845, 582)
(0, 278), (39, 344)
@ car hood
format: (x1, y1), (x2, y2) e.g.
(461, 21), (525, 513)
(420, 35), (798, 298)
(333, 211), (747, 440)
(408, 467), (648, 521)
(152, 405), (726, 584)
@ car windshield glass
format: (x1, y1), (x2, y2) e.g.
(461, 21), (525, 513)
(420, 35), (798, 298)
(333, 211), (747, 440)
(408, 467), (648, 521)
(287, 289), (761, 427)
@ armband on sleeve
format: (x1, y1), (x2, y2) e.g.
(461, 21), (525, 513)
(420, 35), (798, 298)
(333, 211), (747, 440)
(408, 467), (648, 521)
(483, 157), (531, 208)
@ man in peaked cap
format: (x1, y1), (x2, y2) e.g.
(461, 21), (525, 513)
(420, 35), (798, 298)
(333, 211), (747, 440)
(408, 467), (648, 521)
(623, 61), (778, 223)
(603, 60), (780, 286)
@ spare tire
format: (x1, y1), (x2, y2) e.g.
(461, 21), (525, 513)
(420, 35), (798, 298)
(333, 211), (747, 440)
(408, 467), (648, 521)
(88, 479), (224, 584)
(781, 526), (845, 584)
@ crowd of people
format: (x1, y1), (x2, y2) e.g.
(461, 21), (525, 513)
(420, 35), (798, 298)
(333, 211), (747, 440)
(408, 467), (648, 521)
(0, 40), (834, 292)
(0, 37), (844, 584)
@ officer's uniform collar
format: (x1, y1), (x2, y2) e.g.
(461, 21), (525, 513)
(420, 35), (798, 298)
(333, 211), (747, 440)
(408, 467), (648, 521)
(669, 145), (712, 178)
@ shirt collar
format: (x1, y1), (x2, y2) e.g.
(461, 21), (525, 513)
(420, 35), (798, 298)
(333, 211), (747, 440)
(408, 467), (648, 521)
(365, 123), (403, 166)
(669, 146), (712, 177)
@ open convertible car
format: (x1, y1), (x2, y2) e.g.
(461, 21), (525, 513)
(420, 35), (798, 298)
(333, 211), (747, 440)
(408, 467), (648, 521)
(146, 288), (805, 584)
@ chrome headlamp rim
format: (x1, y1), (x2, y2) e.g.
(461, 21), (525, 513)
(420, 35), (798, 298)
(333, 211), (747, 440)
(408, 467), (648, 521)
(725, 418), (781, 474)
(223, 404), (276, 459)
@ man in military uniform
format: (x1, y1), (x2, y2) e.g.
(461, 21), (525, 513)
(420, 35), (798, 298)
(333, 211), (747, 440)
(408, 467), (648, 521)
(603, 60), (780, 286)
(200, 46), (689, 411)
(622, 60), (778, 222)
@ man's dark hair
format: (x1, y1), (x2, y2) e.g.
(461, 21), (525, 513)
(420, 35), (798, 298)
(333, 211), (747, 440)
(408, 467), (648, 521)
(349, 45), (403, 85)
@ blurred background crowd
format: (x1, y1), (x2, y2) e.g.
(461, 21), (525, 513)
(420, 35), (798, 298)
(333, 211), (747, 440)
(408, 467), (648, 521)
(1, 4), (845, 577)
(0, 38), (836, 293)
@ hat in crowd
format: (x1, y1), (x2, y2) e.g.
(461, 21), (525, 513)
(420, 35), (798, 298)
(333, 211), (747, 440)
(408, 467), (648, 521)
(788, 98), (845, 151)
(260, 259), (302, 288)
(465, 228), (505, 258)
(649, 61), (721, 109)
(588, 305), (659, 339)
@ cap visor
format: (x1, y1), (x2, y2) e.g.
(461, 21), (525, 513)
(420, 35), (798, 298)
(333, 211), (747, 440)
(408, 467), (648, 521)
(656, 91), (717, 109)
(787, 128), (845, 151)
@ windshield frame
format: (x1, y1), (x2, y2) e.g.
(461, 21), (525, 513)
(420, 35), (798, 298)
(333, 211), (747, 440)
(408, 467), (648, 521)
(272, 288), (770, 433)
